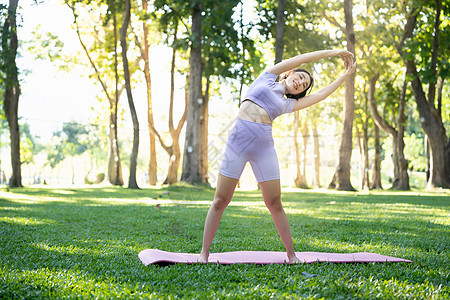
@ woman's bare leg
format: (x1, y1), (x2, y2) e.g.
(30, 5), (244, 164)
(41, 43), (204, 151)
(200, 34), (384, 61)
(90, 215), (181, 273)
(198, 174), (239, 262)
(258, 179), (300, 264)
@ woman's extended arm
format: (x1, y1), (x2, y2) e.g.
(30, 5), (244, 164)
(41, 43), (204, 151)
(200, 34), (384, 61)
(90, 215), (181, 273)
(266, 49), (353, 75)
(292, 61), (357, 112)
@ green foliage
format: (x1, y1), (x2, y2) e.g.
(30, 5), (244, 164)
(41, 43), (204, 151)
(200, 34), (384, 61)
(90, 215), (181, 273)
(26, 26), (65, 61)
(257, 0), (335, 55)
(19, 123), (38, 166)
(0, 4), (8, 92)
(46, 122), (104, 170)
(0, 3), (18, 90)
(0, 186), (448, 298)
(404, 133), (426, 172)
(54, 122), (89, 156)
(402, 1), (450, 83)
(202, 0), (242, 79)
(46, 147), (65, 169)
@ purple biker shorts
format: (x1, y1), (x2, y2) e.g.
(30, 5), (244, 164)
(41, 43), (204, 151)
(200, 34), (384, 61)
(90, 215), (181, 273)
(219, 118), (280, 182)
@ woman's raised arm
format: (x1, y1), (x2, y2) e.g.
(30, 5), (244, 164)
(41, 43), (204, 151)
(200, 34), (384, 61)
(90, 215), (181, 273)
(291, 60), (357, 112)
(266, 49), (353, 76)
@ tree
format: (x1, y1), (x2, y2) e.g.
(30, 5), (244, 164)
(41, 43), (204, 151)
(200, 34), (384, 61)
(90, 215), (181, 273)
(135, 0), (157, 185)
(293, 111), (309, 188)
(150, 24), (187, 185)
(396, 0), (450, 188)
(1, 0), (21, 187)
(120, 0), (139, 189)
(181, 1), (203, 183)
(368, 73), (410, 190)
(311, 120), (321, 187)
(328, 0), (356, 191)
(370, 123), (383, 189)
(151, 0), (190, 185)
(66, 0), (125, 186)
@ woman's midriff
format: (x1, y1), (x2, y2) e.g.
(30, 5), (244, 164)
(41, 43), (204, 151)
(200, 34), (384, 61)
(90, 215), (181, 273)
(237, 100), (272, 125)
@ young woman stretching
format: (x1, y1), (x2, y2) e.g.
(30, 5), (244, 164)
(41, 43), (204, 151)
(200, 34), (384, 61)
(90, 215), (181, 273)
(199, 49), (357, 263)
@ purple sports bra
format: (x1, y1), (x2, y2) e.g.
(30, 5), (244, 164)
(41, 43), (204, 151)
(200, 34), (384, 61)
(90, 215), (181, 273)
(242, 71), (296, 121)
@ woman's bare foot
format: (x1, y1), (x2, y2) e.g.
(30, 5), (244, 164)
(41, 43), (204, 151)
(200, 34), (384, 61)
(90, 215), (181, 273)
(198, 252), (209, 263)
(288, 255), (302, 264)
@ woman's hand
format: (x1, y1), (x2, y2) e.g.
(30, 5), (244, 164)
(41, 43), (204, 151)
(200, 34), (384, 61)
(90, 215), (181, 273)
(335, 49), (354, 69)
(334, 49), (356, 76)
(344, 61), (357, 77)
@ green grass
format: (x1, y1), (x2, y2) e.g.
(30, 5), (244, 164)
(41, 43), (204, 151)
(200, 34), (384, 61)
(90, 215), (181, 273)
(0, 185), (449, 299)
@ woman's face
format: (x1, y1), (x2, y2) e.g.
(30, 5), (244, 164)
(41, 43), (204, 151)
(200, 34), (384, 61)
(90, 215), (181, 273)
(285, 71), (311, 95)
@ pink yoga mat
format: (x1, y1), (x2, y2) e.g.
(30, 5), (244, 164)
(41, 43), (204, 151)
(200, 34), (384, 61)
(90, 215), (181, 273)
(138, 249), (412, 265)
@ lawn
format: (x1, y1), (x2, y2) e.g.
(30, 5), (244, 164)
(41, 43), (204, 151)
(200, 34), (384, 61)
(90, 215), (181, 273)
(0, 185), (449, 299)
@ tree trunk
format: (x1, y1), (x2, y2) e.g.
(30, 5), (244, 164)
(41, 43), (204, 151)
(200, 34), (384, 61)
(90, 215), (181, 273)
(108, 10), (124, 186)
(436, 77), (443, 116)
(293, 112), (308, 188)
(362, 88), (370, 189)
(164, 144), (180, 185)
(142, 0), (157, 185)
(162, 43), (188, 185)
(301, 123), (309, 184)
(2, 0), (22, 188)
(329, 0), (356, 191)
(275, 0), (286, 64)
(312, 123), (320, 188)
(355, 125), (368, 190)
(393, 78), (409, 190)
(108, 111), (123, 185)
(425, 135), (430, 181)
(120, 0), (139, 189)
(397, 6), (449, 188)
(199, 78), (210, 184)
(181, 2), (203, 184)
(370, 124), (382, 189)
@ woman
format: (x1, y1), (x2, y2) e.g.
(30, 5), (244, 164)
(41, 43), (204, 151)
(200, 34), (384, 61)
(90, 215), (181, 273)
(199, 49), (357, 263)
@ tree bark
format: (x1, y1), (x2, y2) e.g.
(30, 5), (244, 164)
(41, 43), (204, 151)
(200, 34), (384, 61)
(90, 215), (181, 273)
(275, 0), (286, 64)
(394, 78), (410, 190)
(362, 88), (370, 190)
(199, 78), (210, 184)
(329, 0), (356, 191)
(425, 136), (430, 181)
(355, 124), (369, 190)
(120, 0), (139, 189)
(370, 123), (382, 190)
(293, 112), (308, 188)
(301, 123), (309, 185)
(2, 0), (22, 187)
(142, 0), (157, 185)
(396, 5), (449, 188)
(312, 123), (320, 188)
(181, 2), (203, 184)
(108, 9), (124, 186)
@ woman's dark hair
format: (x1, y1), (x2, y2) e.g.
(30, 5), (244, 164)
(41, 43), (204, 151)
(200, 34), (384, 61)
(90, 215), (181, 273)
(283, 68), (314, 100)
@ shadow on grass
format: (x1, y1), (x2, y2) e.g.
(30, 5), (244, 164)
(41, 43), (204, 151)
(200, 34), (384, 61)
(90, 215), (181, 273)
(281, 189), (450, 208)
(1, 184), (215, 203)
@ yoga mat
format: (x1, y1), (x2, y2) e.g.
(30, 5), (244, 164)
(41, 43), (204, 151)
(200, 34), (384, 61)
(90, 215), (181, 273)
(138, 249), (412, 265)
